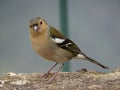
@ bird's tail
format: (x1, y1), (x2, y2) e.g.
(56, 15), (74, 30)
(76, 54), (108, 69)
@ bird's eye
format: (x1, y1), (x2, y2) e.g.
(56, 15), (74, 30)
(40, 21), (42, 25)
(29, 25), (32, 28)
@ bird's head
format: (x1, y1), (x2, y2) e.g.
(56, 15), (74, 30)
(29, 17), (48, 35)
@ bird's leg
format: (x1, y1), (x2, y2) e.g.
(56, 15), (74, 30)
(42, 63), (58, 78)
(47, 63), (64, 84)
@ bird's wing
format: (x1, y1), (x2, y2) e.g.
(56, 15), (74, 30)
(49, 26), (81, 57)
(49, 26), (66, 39)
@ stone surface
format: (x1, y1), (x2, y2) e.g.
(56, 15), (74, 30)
(0, 69), (120, 90)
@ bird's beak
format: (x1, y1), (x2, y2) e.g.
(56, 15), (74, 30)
(33, 25), (39, 32)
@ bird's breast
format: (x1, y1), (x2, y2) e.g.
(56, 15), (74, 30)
(30, 35), (73, 63)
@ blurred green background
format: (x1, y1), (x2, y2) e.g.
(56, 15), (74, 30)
(0, 0), (120, 75)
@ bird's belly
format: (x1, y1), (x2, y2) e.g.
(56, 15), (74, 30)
(32, 42), (73, 63)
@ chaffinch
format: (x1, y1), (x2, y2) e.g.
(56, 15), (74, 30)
(29, 17), (108, 83)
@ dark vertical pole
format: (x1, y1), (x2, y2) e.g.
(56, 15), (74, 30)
(59, 0), (70, 71)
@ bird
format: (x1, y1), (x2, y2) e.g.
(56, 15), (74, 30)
(29, 17), (108, 83)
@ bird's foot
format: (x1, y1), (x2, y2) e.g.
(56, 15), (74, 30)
(42, 72), (55, 78)
(47, 72), (57, 84)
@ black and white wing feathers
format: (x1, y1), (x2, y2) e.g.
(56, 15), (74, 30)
(49, 26), (81, 57)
